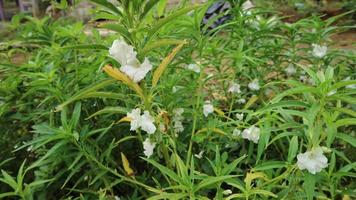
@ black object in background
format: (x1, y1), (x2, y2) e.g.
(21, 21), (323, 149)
(202, 0), (232, 31)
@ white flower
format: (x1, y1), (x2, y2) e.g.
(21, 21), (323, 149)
(248, 79), (260, 91)
(236, 113), (244, 121)
(127, 108), (142, 131)
(312, 44), (327, 58)
(174, 121), (184, 133)
(297, 147), (328, 174)
(223, 189), (233, 195)
(109, 39), (137, 65)
(143, 138), (156, 157)
(237, 98), (246, 104)
(194, 150), (204, 159)
(120, 58), (152, 83)
(228, 83), (241, 94)
(140, 111), (156, 134)
(173, 108), (184, 117)
(187, 63), (200, 73)
(203, 101), (214, 117)
(233, 128), (241, 137)
(114, 196), (121, 200)
(173, 108), (185, 133)
(242, 0), (254, 12)
(241, 125), (260, 143)
(109, 39), (152, 82)
(127, 109), (156, 134)
(285, 64), (296, 76)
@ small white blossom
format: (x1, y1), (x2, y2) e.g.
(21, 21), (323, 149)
(223, 189), (233, 195)
(237, 98), (246, 104)
(140, 111), (156, 134)
(297, 147), (328, 174)
(241, 125), (260, 143)
(233, 128), (241, 137)
(194, 150), (204, 159)
(228, 83), (241, 94)
(174, 121), (184, 133)
(127, 108), (142, 131)
(203, 101), (214, 117)
(109, 39), (152, 82)
(236, 113), (244, 121)
(248, 79), (260, 91)
(187, 63), (200, 73)
(143, 138), (156, 157)
(312, 44), (327, 58)
(285, 64), (297, 76)
(114, 196), (121, 200)
(172, 108), (185, 133)
(127, 109), (156, 134)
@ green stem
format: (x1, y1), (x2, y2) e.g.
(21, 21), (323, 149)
(186, 72), (204, 166)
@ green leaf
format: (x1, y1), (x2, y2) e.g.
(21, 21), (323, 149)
(141, 39), (186, 55)
(143, 157), (184, 185)
(303, 173), (316, 200)
(0, 170), (17, 190)
(288, 136), (298, 163)
(89, 0), (123, 16)
(99, 23), (133, 43)
(335, 118), (356, 127)
(250, 189), (278, 198)
(253, 161), (285, 171)
(336, 133), (356, 148)
(148, 193), (187, 200)
(56, 79), (115, 111)
(70, 103), (81, 129)
(63, 44), (108, 50)
(147, 5), (201, 40)
(86, 106), (129, 119)
(194, 175), (235, 192)
(140, 0), (160, 20)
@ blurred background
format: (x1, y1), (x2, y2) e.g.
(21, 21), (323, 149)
(0, 0), (355, 22)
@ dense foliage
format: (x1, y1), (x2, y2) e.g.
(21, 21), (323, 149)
(0, 0), (355, 199)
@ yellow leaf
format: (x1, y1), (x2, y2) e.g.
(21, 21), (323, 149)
(121, 152), (134, 177)
(103, 65), (145, 100)
(214, 107), (225, 117)
(152, 41), (187, 87)
(244, 172), (268, 189)
(343, 195), (351, 200)
(117, 116), (131, 124)
(244, 95), (259, 109)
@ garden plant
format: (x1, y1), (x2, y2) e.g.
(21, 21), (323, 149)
(0, 0), (355, 199)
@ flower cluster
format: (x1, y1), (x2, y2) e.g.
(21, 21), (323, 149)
(172, 108), (185, 133)
(241, 125), (260, 143)
(127, 108), (156, 134)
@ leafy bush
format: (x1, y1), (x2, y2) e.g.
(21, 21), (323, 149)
(0, 0), (355, 199)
